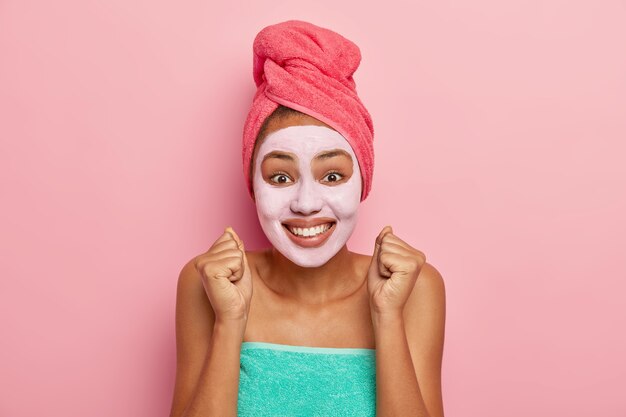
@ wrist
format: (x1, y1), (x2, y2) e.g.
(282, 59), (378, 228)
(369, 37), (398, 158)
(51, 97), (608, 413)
(214, 316), (247, 334)
(370, 309), (404, 328)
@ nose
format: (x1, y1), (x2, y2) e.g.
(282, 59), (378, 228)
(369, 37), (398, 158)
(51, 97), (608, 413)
(290, 176), (323, 215)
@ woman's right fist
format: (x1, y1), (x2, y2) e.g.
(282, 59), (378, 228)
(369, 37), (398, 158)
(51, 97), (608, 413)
(194, 226), (253, 322)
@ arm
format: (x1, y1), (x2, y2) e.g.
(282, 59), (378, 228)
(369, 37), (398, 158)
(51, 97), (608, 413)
(372, 312), (429, 416)
(169, 258), (246, 417)
(181, 319), (246, 417)
(372, 262), (446, 417)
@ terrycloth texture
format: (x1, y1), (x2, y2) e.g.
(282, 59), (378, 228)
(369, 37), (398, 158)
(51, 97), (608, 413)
(241, 20), (375, 202)
(238, 341), (376, 417)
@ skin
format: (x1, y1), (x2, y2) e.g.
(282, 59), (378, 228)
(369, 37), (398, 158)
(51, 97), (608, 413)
(252, 124), (362, 269)
(248, 113), (369, 308)
(169, 112), (446, 417)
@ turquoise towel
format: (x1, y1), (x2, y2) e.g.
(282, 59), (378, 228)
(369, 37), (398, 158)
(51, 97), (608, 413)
(238, 341), (376, 417)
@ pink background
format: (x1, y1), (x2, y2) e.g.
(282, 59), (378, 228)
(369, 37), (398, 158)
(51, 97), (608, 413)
(1, 1), (625, 416)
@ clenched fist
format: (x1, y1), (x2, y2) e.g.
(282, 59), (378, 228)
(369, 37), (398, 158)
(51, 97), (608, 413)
(367, 225), (426, 315)
(194, 226), (253, 322)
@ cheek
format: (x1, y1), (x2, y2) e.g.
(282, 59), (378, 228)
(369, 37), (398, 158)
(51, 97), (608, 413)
(323, 177), (361, 219)
(254, 183), (293, 220)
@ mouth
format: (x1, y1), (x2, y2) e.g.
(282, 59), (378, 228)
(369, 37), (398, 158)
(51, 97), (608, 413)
(281, 221), (336, 248)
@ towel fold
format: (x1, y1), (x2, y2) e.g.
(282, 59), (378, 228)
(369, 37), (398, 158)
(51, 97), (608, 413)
(241, 20), (375, 202)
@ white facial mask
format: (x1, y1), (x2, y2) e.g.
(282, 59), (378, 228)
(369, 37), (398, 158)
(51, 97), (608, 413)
(252, 125), (362, 268)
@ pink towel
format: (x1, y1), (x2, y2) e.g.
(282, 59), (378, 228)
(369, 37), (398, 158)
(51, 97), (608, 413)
(241, 20), (375, 202)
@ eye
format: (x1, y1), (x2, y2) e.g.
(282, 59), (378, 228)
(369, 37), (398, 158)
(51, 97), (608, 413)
(322, 171), (344, 183)
(269, 172), (293, 184)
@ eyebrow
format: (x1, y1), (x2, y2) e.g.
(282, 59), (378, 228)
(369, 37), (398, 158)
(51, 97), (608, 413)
(262, 149), (352, 163)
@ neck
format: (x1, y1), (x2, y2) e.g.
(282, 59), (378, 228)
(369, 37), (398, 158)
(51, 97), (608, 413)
(263, 244), (360, 305)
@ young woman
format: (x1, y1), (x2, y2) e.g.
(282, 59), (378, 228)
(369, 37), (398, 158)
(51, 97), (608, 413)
(170, 20), (446, 417)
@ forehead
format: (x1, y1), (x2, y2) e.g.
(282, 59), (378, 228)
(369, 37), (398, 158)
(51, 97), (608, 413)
(257, 125), (355, 159)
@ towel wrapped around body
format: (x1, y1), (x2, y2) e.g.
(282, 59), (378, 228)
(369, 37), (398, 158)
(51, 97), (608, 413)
(238, 341), (376, 416)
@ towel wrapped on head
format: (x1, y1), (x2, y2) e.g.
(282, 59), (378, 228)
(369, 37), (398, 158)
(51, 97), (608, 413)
(241, 19), (375, 202)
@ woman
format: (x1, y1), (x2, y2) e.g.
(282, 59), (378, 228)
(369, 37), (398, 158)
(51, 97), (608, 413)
(170, 20), (446, 417)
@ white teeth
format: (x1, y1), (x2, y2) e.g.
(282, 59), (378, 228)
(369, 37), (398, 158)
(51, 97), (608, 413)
(286, 223), (332, 237)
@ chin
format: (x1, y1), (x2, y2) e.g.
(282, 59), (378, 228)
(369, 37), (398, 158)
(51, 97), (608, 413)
(287, 253), (333, 268)
(282, 237), (349, 268)
(271, 239), (334, 268)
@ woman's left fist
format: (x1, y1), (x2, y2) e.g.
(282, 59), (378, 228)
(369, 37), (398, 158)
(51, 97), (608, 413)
(367, 225), (426, 315)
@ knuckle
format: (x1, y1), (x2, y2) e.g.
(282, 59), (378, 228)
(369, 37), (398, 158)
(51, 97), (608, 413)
(225, 248), (241, 258)
(194, 258), (208, 275)
(416, 252), (426, 263)
(224, 239), (238, 249)
(410, 257), (421, 270)
(379, 252), (389, 266)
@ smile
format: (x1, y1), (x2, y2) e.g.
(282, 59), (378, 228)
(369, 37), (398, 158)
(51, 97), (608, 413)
(281, 222), (336, 248)
(286, 222), (332, 237)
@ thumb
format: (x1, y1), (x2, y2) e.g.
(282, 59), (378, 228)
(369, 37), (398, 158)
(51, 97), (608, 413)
(225, 226), (250, 271)
(369, 226), (389, 271)
(225, 226), (243, 250)
(369, 225), (393, 277)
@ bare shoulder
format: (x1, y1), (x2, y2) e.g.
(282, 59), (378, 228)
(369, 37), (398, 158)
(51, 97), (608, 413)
(353, 251), (445, 314)
(176, 255), (215, 321)
(404, 261), (446, 329)
(413, 262), (446, 302)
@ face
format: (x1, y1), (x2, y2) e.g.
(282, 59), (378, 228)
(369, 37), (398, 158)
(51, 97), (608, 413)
(252, 124), (362, 268)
